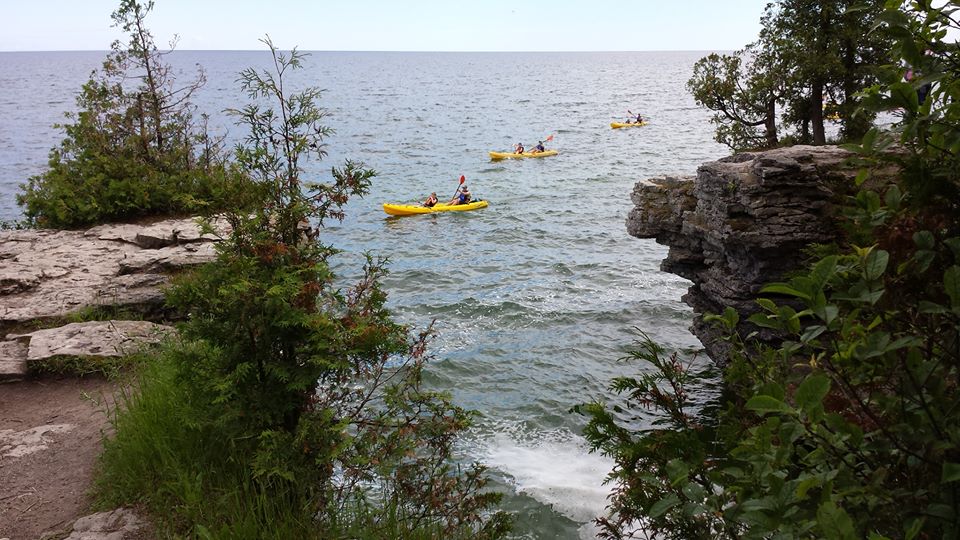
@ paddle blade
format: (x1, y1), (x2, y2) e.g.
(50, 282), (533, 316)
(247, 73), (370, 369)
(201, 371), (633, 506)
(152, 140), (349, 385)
(460, 175), (465, 184)
(545, 134), (554, 142)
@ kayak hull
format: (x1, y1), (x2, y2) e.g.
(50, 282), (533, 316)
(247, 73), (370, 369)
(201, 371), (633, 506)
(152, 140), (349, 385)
(610, 122), (647, 129)
(383, 200), (489, 216)
(488, 150), (558, 160)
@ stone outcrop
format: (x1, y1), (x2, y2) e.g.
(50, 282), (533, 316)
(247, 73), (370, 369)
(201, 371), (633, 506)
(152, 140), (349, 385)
(58, 508), (146, 540)
(0, 217), (222, 379)
(0, 217), (221, 331)
(627, 145), (867, 362)
(0, 424), (74, 459)
(9, 320), (174, 361)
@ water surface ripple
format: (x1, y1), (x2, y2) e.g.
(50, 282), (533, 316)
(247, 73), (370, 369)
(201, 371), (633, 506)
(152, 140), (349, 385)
(0, 51), (729, 538)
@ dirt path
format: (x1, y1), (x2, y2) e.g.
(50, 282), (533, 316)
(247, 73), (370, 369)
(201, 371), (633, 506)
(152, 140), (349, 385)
(0, 376), (117, 540)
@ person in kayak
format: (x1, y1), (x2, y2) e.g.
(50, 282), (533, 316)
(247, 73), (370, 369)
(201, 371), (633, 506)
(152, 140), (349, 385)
(423, 192), (438, 207)
(532, 140), (545, 153)
(447, 185), (471, 205)
(514, 142), (524, 154)
(629, 113), (643, 124)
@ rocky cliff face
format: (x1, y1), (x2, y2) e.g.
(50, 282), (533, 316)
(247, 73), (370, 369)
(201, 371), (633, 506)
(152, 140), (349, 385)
(627, 145), (863, 362)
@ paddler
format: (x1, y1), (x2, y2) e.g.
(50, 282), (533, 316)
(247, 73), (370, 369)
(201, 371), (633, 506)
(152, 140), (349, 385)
(447, 185), (471, 206)
(423, 192), (438, 207)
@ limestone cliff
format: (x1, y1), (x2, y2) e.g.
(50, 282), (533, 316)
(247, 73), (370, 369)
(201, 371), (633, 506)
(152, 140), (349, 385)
(627, 145), (865, 362)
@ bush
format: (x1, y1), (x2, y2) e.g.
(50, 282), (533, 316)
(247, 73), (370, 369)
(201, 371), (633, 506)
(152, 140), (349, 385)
(17, 0), (252, 228)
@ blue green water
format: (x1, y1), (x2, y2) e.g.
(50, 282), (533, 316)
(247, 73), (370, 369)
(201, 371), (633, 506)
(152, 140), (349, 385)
(0, 50), (729, 538)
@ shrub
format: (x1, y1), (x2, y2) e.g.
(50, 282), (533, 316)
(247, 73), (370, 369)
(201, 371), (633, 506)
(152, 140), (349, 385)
(17, 0), (251, 228)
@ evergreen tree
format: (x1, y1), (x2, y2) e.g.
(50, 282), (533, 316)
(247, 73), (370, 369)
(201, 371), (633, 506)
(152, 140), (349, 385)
(164, 37), (509, 536)
(687, 0), (893, 151)
(17, 0), (242, 228)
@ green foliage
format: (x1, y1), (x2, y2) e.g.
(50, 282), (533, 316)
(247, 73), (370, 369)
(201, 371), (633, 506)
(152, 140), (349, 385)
(581, 229), (960, 538)
(16, 0), (251, 228)
(28, 352), (145, 379)
(100, 36), (508, 538)
(581, 3), (960, 538)
(687, 47), (782, 151)
(98, 347), (511, 539)
(856, 0), (960, 209)
(573, 335), (728, 538)
(687, 0), (894, 151)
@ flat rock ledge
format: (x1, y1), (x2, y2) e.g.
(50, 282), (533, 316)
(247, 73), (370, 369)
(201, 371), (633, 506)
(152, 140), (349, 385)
(34, 507), (147, 540)
(627, 145), (875, 363)
(0, 217), (222, 380)
(1, 320), (174, 380)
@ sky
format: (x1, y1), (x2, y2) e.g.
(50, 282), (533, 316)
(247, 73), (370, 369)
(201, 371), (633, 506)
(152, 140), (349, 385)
(1, 0), (772, 52)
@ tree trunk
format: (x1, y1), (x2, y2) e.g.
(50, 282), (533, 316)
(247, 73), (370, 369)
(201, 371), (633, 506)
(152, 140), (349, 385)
(840, 34), (868, 140)
(764, 98), (778, 148)
(137, 94), (150, 159)
(133, 9), (164, 153)
(810, 2), (830, 146)
(811, 79), (826, 145)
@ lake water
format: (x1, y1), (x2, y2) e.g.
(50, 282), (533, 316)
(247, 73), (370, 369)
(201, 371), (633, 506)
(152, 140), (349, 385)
(0, 50), (729, 538)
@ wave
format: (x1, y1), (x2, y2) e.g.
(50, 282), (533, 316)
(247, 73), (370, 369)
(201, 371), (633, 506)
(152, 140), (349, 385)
(470, 421), (613, 525)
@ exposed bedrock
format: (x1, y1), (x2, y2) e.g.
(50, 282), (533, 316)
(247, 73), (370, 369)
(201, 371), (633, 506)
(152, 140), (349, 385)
(0, 217), (222, 331)
(0, 217), (224, 380)
(627, 145), (865, 362)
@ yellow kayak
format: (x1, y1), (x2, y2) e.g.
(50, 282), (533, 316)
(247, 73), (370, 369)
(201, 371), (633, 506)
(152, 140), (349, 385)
(488, 150), (558, 160)
(383, 200), (489, 216)
(610, 121), (648, 129)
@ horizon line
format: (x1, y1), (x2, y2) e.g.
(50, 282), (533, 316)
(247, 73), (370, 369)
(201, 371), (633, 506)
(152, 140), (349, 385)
(0, 48), (731, 54)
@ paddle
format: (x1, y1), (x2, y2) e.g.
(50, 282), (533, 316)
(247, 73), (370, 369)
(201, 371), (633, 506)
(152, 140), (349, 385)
(451, 175), (465, 198)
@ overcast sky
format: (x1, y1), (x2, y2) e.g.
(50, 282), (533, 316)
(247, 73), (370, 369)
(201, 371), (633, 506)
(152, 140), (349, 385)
(2, 0), (771, 52)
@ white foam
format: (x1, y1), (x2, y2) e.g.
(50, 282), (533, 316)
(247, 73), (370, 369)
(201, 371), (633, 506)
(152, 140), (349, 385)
(478, 427), (615, 525)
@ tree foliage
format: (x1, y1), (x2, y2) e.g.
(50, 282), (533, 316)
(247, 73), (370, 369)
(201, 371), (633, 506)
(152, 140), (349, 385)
(582, 2), (960, 538)
(687, 45), (782, 151)
(688, 0), (894, 151)
(17, 0), (246, 228)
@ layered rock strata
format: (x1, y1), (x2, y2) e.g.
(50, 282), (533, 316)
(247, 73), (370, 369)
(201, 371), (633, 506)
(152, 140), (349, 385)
(627, 145), (864, 362)
(0, 217), (222, 379)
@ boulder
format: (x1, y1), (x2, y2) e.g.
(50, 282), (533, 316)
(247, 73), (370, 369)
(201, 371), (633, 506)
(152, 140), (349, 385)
(0, 340), (27, 380)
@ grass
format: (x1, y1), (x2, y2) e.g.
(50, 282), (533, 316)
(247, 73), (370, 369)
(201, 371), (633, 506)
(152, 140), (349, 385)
(28, 353), (146, 379)
(94, 343), (487, 539)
